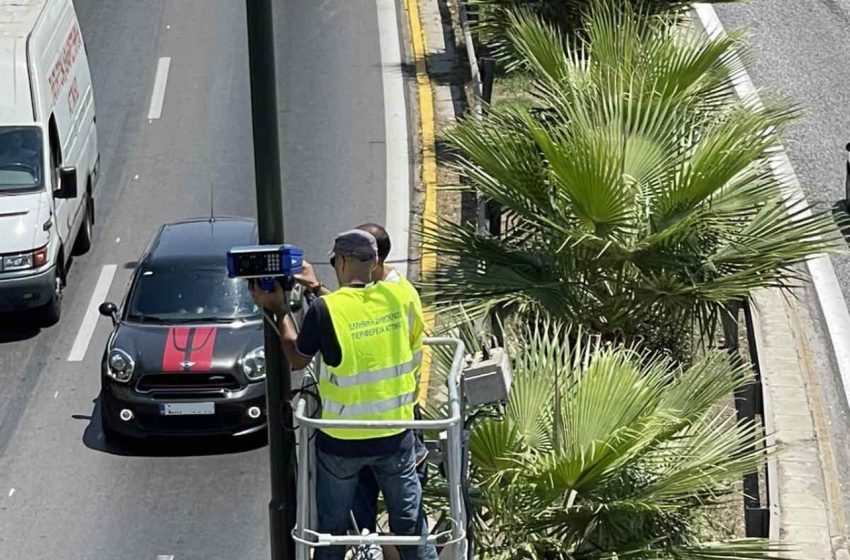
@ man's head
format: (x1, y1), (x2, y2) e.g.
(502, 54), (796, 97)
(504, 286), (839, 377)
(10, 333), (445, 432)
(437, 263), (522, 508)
(356, 223), (391, 283)
(355, 223), (390, 264)
(329, 229), (379, 286)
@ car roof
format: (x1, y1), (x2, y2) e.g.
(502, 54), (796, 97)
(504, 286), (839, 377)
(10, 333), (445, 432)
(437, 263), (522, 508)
(143, 217), (258, 269)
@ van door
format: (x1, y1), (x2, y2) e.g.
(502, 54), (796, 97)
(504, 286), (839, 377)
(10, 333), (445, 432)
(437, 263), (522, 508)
(47, 117), (71, 250)
(33, 3), (93, 252)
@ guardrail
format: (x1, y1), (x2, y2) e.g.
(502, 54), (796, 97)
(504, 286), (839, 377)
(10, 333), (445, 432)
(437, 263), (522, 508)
(458, 2), (484, 119)
(723, 301), (780, 539)
(457, 1), (498, 237)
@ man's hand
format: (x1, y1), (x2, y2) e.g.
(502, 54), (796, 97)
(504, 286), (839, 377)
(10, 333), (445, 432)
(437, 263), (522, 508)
(294, 261), (321, 292)
(249, 280), (288, 315)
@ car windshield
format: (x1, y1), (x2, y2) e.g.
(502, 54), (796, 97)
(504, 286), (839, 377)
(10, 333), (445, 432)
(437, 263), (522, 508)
(0, 127), (43, 192)
(127, 267), (259, 322)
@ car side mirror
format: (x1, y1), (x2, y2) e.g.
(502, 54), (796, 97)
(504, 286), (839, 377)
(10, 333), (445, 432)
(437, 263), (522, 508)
(99, 302), (118, 324)
(55, 166), (78, 199)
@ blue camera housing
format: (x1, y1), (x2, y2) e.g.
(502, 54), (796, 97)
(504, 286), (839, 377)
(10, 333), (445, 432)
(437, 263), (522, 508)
(226, 244), (305, 284)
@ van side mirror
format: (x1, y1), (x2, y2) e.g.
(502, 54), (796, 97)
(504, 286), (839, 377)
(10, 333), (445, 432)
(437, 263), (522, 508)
(55, 166), (78, 199)
(99, 302), (118, 323)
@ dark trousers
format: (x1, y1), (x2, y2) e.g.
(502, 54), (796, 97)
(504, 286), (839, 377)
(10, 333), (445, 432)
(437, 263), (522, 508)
(314, 444), (437, 560)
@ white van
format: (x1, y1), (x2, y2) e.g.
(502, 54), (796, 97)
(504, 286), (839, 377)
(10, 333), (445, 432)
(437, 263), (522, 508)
(0, 0), (99, 325)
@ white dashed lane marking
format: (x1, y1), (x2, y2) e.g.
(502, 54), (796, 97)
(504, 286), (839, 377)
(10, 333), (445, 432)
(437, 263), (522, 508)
(67, 265), (117, 362)
(147, 57), (172, 120)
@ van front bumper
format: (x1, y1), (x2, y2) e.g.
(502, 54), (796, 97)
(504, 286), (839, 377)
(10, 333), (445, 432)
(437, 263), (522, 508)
(0, 266), (56, 311)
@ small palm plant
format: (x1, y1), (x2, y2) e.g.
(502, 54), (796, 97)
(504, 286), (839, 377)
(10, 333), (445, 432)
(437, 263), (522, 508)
(422, 1), (843, 355)
(467, 0), (741, 65)
(463, 317), (782, 559)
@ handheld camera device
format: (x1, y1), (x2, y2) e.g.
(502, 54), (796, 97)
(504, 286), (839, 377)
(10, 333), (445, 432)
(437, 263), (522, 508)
(226, 244), (304, 292)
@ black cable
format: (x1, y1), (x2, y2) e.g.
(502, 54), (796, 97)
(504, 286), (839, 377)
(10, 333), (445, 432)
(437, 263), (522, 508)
(459, 404), (504, 560)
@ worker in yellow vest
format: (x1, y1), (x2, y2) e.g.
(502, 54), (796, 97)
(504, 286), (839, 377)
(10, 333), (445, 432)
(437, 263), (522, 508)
(250, 230), (436, 560)
(350, 223), (429, 536)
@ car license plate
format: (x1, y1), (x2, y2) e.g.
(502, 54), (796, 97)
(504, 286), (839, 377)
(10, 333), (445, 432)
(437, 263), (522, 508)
(158, 402), (215, 416)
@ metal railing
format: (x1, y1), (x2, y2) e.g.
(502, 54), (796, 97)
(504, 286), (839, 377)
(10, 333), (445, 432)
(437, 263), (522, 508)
(292, 337), (468, 560)
(722, 300), (779, 539)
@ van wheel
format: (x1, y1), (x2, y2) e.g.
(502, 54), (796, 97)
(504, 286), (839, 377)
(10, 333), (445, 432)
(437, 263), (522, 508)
(38, 266), (63, 327)
(72, 192), (94, 256)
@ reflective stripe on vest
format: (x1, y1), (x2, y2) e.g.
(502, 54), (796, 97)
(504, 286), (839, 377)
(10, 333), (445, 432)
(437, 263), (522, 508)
(319, 282), (419, 440)
(322, 390), (417, 417)
(324, 350), (423, 389)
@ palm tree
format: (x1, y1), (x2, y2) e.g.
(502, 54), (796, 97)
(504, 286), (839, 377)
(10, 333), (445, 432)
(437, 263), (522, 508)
(467, 0), (742, 65)
(457, 317), (784, 559)
(422, 1), (843, 356)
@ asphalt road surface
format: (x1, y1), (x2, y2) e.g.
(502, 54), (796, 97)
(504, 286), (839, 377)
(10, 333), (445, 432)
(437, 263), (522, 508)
(0, 1), (411, 557)
(714, 0), (850, 536)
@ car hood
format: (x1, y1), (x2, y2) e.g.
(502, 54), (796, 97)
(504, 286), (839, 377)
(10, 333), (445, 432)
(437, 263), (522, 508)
(108, 321), (264, 375)
(0, 191), (50, 254)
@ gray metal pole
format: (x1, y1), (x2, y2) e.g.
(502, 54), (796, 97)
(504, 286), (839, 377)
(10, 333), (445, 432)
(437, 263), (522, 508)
(245, 1), (296, 559)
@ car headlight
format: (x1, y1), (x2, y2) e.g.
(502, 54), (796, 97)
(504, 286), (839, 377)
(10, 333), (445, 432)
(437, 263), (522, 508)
(106, 349), (134, 383)
(3, 246), (48, 271)
(241, 346), (265, 381)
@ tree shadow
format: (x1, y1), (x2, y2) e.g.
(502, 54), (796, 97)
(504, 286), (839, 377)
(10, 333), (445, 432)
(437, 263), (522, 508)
(77, 396), (267, 458)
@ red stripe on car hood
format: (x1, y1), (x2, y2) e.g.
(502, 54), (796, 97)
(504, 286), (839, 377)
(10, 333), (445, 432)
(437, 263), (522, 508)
(162, 327), (192, 372)
(188, 327), (217, 371)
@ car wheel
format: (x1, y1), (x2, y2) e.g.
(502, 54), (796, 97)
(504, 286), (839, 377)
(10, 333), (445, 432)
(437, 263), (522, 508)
(37, 267), (63, 327)
(72, 192), (94, 256)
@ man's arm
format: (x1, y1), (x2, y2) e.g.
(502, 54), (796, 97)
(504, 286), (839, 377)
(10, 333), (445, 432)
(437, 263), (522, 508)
(249, 281), (315, 371)
(295, 261), (332, 297)
(279, 313), (313, 371)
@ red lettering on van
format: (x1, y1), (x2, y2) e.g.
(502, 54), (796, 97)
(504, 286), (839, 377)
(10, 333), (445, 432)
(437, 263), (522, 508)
(48, 25), (83, 103)
(68, 77), (79, 113)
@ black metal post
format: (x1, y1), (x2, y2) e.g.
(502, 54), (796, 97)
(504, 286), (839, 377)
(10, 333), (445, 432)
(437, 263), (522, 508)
(246, 1), (296, 559)
(480, 58), (496, 107)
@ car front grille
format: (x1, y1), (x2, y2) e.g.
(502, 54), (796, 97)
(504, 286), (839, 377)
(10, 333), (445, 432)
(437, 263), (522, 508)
(136, 373), (241, 392)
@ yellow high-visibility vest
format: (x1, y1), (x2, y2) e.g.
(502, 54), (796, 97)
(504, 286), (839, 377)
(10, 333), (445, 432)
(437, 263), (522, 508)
(319, 282), (420, 440)
(385, 269), (425, 397)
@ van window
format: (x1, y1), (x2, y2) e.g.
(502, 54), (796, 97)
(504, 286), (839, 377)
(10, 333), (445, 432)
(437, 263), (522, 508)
(0, 127), (43, 192)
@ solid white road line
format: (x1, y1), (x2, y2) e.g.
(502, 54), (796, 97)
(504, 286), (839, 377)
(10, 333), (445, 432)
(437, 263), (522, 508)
(67, 265), (117, 362)
(376, 0), (411, 278)
(147, 57), (172, 120)
(696, 4), (850, 409)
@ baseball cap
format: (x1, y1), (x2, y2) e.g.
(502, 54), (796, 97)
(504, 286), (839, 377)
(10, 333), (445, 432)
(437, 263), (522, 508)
(329, 229), (378, 261)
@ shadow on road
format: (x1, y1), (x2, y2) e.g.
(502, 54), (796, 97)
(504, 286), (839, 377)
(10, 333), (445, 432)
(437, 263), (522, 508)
(0, 312), (41, 343)
(76, 397), (268, 457)
(833, 201), (850, 244)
